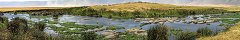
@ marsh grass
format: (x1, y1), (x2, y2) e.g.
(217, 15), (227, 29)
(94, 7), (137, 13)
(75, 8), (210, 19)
(175, 31), (197, 40)
(106, 26), (125, 30)
(196, 27), (214, 37)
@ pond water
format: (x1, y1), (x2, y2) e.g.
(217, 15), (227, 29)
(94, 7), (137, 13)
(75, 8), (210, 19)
(0, 13), (227, 40)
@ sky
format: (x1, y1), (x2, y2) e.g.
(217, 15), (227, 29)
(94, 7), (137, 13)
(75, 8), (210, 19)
(0, 0), (48, 2)
(0, 0), (240, 7)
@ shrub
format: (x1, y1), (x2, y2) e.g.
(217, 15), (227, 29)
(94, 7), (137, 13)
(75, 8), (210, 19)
(33, 22), (46, 31)
(147, 25), (169, 40)
(175, 31), (197, 40)
(81, 32), (97, 40)
(7, 17), (29, 34)
(196, 27), (214, 37)
(0, 17), (8, 23)
(0, 17), (8, 30)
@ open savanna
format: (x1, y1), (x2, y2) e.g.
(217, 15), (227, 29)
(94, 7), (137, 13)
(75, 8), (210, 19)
(0, 7), (65, 12)
(90, 2), (240, 12)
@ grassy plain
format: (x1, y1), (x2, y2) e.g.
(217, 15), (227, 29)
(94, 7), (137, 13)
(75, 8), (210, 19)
(0, 7), (64, 12)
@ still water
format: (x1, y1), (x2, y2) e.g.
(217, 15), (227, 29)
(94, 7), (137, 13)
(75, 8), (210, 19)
(0, 13), (226, 40)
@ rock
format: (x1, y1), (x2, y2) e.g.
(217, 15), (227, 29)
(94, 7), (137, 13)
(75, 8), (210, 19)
(126, 28), (147, 35)
(134, 20), (140, 22)
(105, 35), (116, 39)
(135, 18), (141, 20)
(197, 21), (205, 24)
(158, 22), (164, 24)
(168, 20), (174, 23)
(101, 30), (118, 39)
(205, 20), (214, 23)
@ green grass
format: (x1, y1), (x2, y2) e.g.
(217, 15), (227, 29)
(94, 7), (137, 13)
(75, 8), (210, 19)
(63, 2), (230, 19)
(48, 21), (58, 24)
(49, 22), (102, 35)
(118, 32), (147, 40)
(106, 26), (125, 30)
(197, 27), (214, 37)
(30, 15), (49, 18)
(175, 31), (197, 40)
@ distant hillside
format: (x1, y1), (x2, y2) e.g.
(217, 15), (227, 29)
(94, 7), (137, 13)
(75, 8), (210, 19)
(0, 7), (65, 12)
(63, 2), (235, 18)
(89, 2), (213, 12)
(89, 2), (240, 12)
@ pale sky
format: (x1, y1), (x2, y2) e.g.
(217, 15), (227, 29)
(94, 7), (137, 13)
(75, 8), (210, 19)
(0, 0), (48, 2)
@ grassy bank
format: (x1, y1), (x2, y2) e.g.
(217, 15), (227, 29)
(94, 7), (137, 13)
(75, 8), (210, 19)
(3, 2), (239, 19)
(63, 2), (232, 19)
(197, 22), (240, 40)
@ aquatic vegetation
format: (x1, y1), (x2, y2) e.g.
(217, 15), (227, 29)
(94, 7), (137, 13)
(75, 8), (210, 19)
(147, 25), (169, 40)
(175, 31), (197, 40)
(30, 15), (50, 18)
(48, 21), (58, 24)
(106, 26), (125, 30)
(171, 29), (184, 35)
(196, 27), (214, 37)
(48, 22), (103, 35)
(219, 19), (240, 24)
(60, 22), (102, 30)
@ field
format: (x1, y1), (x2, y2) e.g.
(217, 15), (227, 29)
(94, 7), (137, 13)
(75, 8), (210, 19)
(0, 7), (65, 12)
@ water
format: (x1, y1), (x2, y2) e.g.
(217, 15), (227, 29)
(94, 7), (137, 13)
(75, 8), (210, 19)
(1, 13), (225, 31)
(0, 13), (226, 40)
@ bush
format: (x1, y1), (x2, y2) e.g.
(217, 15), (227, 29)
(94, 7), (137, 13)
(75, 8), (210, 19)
(196, 27), (214, 37)
(0, 17), (57, 40)
(0, 17), (8, 23)
(33, 22), (46, 31)
(81, 32), (97, 40)
(147, 25), (169, 40)
(7, 17), (29, 34)
(175, 31), (197, 40)
(0, 17), (8, 30)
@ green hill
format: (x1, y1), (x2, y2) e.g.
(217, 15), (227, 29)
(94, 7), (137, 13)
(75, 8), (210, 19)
(64, 2), (234, 19)
(89, 2), (214, 12)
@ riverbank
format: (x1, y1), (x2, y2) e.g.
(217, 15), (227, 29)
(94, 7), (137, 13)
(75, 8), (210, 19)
(197, 22), (240, 40)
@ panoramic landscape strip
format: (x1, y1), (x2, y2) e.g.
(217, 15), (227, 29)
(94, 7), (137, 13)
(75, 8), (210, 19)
(1, 1), (240, 40)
